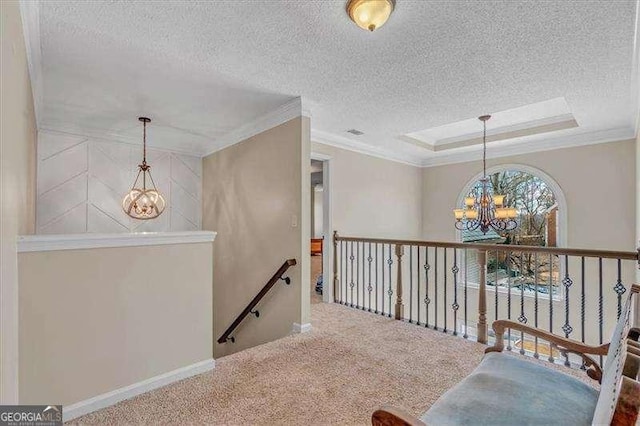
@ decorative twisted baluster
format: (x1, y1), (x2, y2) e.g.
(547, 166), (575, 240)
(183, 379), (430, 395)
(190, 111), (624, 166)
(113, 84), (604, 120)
(533, 252), (539, 359)
(333, 231), (339, 303)
(548, 253), (554, 363)
(417, 246), (421, 326)
(394, 244), (404, 320)
(452, 249), (459, 336)
(614, 259), (626, 319)
(367, 243), (373, 312)
(443, 248), (448, 333)
(463, 248), (468, 339)
(349, 241), (355, 308)
(424, 247), (431, 328)
(387, 244), (393, 318)
(506, 251), (512, 351)
(580, 256), (586, 370)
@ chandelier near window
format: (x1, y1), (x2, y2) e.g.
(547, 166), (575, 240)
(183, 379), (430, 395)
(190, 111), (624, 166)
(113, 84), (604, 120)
(453, 115), (518, 234)
(122, 117), (166, 220)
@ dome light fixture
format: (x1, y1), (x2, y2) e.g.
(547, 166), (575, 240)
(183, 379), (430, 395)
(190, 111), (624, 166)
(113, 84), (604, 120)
(122, 117), (166, 220)
(346, 0), (395, 32)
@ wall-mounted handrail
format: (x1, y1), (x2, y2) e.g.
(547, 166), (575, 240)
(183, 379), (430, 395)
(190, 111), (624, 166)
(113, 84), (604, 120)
(217, 258), (296, 344)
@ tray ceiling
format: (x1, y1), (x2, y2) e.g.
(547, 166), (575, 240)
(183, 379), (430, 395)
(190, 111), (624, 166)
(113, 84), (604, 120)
(27, 0), (639, 165)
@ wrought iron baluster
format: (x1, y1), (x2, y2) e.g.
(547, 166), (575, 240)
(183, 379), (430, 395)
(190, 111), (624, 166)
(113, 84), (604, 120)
(518, 252), (527, 355)
(339, 241), (343, 304)
(533, 252), (539, 359)
(506, 251), (512, 351)
(463, 248), (468, 339)
(495, 250), (499, 324)
(580, 256), (586, 370)
(409, 245), (413, 323)
(387, 244), (393, 318)
(425, 247), (430, 328)
(434, 247), (439, 330)
(443, 248), (448, 333)
(598, 257), (603, 367)
(452, 249), (459, 336)
(367, 242), (372, 312)
(548, 253), (554, 363)
(562, 256), (573, 367)
(356, 242), (360, 309)
(614, 258), (626, 319)
(362, 242), (366, 311)
(343, 240), (347, 304)
(380, 244), (387, 315)
(417, 245), (421, 325)
(349, 241), (355, 308)
(375, 243), (379, 314)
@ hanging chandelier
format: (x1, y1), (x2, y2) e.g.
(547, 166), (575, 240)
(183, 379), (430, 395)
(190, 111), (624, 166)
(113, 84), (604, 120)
(453, 115), (518, 234)
(122, 117), (166, 220)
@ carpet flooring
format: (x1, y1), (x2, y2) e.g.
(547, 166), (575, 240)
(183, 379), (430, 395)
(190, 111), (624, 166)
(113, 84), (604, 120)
(70, 303), (596, 425)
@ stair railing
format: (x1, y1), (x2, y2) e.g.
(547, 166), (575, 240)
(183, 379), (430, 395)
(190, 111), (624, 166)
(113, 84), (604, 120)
(217, 258), (296, 344)
(333, 231), (639, 368)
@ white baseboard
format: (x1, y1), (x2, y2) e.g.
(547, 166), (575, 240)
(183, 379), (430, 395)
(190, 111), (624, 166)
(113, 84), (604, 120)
(292, 322), (312, 333)
(63, 358), (215, 422)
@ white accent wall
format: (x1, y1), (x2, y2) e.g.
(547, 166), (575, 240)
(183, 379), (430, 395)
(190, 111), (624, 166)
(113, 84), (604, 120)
(36, 130), (202, 234)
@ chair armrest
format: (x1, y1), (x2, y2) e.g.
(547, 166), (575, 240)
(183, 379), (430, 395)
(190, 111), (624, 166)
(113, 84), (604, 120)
(486, 319), (609, 383)
(372, 406), (426, 426)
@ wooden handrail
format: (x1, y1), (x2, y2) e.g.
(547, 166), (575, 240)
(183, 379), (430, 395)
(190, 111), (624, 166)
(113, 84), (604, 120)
(334, 233), (639, 261)
(217, 258), (296, 344)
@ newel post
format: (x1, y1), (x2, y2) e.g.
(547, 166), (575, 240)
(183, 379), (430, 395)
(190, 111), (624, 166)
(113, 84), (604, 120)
(395, 244), (405, 320)
(333, 231), (339, 303)
(477, 249), (488, 344)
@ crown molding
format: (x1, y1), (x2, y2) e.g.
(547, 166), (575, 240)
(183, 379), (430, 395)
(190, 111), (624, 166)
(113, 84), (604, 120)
(203, 97), (307, 157)
(420, 126), (635, 168)
(311, 129), (422, 167)
(38, 127), (203, 157)
(17, 231), (217, 253)
(19, 0), (43, 127)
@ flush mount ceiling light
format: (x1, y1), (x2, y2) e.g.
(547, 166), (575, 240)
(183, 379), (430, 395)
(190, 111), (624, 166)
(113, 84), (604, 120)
(122, 117), (166, 220)
(453, 115), (518, 235)
(346, 0), (395, 32)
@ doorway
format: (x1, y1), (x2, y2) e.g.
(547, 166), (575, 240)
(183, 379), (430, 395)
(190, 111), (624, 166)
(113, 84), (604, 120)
(310, 153), (332, 304)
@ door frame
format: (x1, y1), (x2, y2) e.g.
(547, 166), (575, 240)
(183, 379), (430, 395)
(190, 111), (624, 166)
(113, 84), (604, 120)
(310, 152), (333, 303)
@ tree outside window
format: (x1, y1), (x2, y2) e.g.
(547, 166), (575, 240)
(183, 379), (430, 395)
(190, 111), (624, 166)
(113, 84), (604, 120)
(462, 170), (560, 298)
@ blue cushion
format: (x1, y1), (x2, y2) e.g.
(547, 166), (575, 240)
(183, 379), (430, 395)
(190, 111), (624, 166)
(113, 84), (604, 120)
(421, 352), (598, 426)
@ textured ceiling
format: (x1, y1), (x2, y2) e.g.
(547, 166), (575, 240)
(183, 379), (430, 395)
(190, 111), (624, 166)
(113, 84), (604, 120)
(37, 0), (639, 163)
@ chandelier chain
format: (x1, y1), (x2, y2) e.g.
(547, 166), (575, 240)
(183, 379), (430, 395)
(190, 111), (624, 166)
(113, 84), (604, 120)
(143, 119), (147, 165)
(483, 119), (487, 178)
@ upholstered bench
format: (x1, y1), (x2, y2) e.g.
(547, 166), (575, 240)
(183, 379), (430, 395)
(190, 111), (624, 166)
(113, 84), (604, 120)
(372, 285), (640, 426)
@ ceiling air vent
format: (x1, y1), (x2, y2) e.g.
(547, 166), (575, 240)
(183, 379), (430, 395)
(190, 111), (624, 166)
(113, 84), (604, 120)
(347, 129), (364, 136)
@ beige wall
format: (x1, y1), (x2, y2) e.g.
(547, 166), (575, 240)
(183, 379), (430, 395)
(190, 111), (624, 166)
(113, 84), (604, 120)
(1, 0), (37, 403)
(420, 140), (636, 344)
(422, 140), (636, 251)
(310, 143), (423, 240)
(18, 243), (213, 406)
(203, 117), (310, 358)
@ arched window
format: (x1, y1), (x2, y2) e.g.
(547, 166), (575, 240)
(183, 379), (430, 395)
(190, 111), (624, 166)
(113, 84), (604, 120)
(458, 165), (566, 299)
